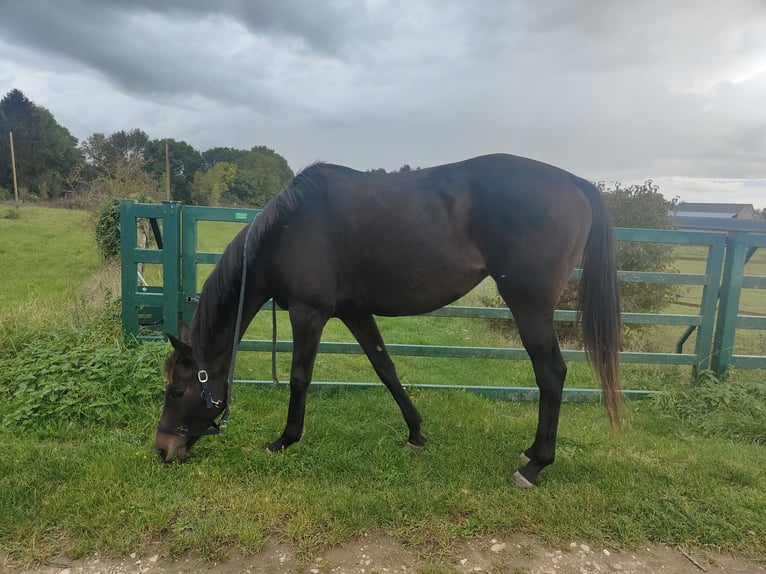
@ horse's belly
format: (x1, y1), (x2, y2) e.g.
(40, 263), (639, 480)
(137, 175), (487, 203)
(360, 260), (487, 317)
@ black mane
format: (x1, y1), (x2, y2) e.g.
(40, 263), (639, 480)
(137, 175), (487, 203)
(189, 165), (326, 358)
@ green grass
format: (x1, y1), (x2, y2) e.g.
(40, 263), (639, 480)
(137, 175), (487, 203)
(2, 381), (765, 565)
(0, 206), (104, 329)
(2, 207), (766, 567)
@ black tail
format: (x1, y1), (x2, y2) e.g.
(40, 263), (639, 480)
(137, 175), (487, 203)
(574, 178), (622, 428)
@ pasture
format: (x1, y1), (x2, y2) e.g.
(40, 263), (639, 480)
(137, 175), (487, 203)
(1, 205), (765, 569)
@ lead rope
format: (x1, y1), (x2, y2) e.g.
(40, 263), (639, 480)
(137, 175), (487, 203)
(271, 299), (279, 385)
(220, 218), (259, 428)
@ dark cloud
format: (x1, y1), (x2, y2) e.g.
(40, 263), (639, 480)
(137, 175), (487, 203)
(0, 0), (764, 206)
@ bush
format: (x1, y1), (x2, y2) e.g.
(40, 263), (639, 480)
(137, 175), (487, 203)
(601, 179), (677, 313)
(95, 199), (121, 259)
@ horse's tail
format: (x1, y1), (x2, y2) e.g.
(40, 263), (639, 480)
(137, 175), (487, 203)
(573, 177), (622, 428)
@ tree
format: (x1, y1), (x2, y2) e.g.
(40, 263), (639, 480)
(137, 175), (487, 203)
(88, 159), (163, 260)
(191, 162), (237, 206)
(0, 89), (82, 198)
(143, 138), (204, 203)
(203, 145), (293, 207)
(201, 146), (248, 169)
(81, 129), (149, 176)
(600, 180), (676, 295)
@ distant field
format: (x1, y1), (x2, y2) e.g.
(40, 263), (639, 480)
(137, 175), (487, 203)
(673, 244), (766, 315)
(0, 205), (103, 327)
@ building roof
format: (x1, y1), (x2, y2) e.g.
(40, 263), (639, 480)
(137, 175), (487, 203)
(672, 202), (754, 215)
(669, 202), (765, 232)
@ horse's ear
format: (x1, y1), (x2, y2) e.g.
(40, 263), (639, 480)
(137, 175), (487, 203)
(179, 323), (192, 343)
(167, 332), (193, 357)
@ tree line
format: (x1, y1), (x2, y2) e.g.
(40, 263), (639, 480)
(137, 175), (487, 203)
(0, 89), (293, 207)
(2, 88), (717, 328)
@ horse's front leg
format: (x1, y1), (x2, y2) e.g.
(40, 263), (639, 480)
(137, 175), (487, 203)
(267, 303), (328, 453)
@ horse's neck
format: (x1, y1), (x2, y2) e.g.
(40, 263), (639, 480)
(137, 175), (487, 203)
(192, 230), (267, 367)
(191, 298), (238, 369)
(192, 287), (267, 370)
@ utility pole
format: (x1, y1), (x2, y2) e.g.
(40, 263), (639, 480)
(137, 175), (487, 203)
(9, 131), (19, 202)
(165, 139), (171, 201)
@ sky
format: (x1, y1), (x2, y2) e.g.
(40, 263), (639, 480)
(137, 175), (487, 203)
(1, 0), (765, 209)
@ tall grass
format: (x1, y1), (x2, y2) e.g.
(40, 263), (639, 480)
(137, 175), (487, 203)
(653, 376), (766, 444)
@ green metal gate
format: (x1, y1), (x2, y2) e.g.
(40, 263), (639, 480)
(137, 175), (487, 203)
(120, 200), (766, 386)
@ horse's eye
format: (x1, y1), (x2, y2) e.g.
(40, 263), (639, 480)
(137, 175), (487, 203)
(168, 387), (184, 399)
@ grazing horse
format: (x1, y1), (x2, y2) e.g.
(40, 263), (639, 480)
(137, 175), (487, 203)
(154, 153), (621, 487)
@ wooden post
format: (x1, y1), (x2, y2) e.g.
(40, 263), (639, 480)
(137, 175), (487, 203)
(9, 131), (19, 202)
(165, 139), (171, 201)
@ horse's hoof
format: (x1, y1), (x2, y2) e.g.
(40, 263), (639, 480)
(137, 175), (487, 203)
(406, 440), (426, 451)
(519, 452), (531, 465)
(512, 470), (536, 489)
(406, 434), (427, 450)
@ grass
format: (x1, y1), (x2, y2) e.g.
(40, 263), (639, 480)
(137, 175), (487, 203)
(2, 382), (765, 565)
(2, 206), (766, 568)
(0, 205), (105, 329)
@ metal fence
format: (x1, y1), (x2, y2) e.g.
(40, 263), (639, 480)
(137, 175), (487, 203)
(120, 200), (766, 397)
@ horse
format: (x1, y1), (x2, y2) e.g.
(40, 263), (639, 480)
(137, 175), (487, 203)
(154, 153), (621, 487)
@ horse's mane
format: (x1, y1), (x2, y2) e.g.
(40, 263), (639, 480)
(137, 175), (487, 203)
(189, 164), (326, 358)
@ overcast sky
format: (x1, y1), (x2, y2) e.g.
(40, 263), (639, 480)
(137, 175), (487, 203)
(1, 1), (764, 208)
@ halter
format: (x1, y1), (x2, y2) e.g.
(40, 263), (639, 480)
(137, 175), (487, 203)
(157, 216), (266, 439)
(155, 369), (225, 437)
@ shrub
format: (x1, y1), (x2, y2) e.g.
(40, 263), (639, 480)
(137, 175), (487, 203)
(95, 199), (121, 259)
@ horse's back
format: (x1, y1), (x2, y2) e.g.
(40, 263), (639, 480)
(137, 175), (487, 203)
(267, 154), (595, 316)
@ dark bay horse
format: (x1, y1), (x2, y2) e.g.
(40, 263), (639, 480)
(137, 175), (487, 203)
(155, 153), (621, 487)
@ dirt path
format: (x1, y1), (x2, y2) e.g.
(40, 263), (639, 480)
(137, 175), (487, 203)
(9, 535), (765, 574)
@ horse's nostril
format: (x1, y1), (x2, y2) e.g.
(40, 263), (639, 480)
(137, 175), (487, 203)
(155, 448), (167, 462)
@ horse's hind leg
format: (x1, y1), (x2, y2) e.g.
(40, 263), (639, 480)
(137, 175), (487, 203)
(340, 313), (427, 448)
(267, 303), (329, 453)
(497, 286), (567, 487)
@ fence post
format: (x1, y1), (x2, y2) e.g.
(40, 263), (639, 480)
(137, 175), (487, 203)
(692, 236), (725, 374)
(161, 201), (182, 338)
(119, 199), (139, 338)
(711, 232), (748, 377)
